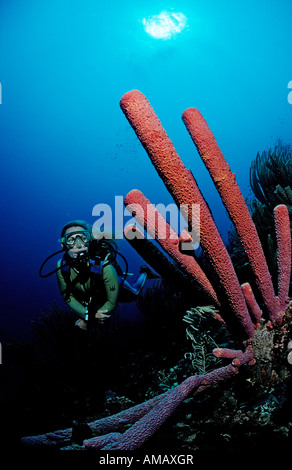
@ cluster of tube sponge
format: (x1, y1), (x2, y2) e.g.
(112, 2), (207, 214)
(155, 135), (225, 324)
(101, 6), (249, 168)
(121, 90), (290, 339)
(21, 90), (291, 451)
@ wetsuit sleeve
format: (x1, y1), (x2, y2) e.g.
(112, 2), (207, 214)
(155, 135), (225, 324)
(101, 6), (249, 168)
(56, 261), (87, 319)
(99, 264), (119, 314)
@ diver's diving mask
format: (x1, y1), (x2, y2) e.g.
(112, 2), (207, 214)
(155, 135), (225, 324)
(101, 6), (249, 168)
(62, 230), (91, 248)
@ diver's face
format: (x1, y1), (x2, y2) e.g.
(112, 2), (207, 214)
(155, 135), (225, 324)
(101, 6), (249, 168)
(63, 226), (90, 259)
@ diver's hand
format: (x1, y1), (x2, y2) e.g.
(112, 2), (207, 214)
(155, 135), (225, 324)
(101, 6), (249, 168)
(95, 310), (110, 323)
(75, 319), (88, 331)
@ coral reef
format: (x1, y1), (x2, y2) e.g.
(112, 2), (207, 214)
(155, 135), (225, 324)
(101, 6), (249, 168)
(21, 91), (292, 452)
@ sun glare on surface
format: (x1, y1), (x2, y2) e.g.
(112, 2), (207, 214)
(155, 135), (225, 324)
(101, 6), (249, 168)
(142, 11), (187, 40)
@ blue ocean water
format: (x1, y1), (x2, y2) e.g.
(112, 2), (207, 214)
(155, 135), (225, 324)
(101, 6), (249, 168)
(0, 0), (292, 340)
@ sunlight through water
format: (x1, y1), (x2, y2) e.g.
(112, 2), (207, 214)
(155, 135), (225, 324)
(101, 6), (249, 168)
(142, 11), (187, 39)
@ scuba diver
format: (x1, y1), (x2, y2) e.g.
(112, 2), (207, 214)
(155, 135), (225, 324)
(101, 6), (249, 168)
(52, 220), (159, 330)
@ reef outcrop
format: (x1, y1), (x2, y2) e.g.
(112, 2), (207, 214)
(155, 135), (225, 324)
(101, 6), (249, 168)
(21, 90), (291, 451)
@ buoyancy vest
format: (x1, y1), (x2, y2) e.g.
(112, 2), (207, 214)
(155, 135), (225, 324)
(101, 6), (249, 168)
(60, 254), (123, 300)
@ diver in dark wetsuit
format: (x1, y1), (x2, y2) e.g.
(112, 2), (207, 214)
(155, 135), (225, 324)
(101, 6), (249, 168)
(56, 220), (158, 330)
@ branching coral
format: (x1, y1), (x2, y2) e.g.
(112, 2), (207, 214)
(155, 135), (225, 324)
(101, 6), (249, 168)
(21, 91), (291, 451)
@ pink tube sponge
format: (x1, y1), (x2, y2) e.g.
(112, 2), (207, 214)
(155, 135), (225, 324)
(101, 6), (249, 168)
(182, 107), (278, 322)
(241, 282), (262, 325)
(213, 348), (243, 359)
(274, 204), (291, 313)
(124, 189), (219, 306)
(120, 90), (254, 339)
